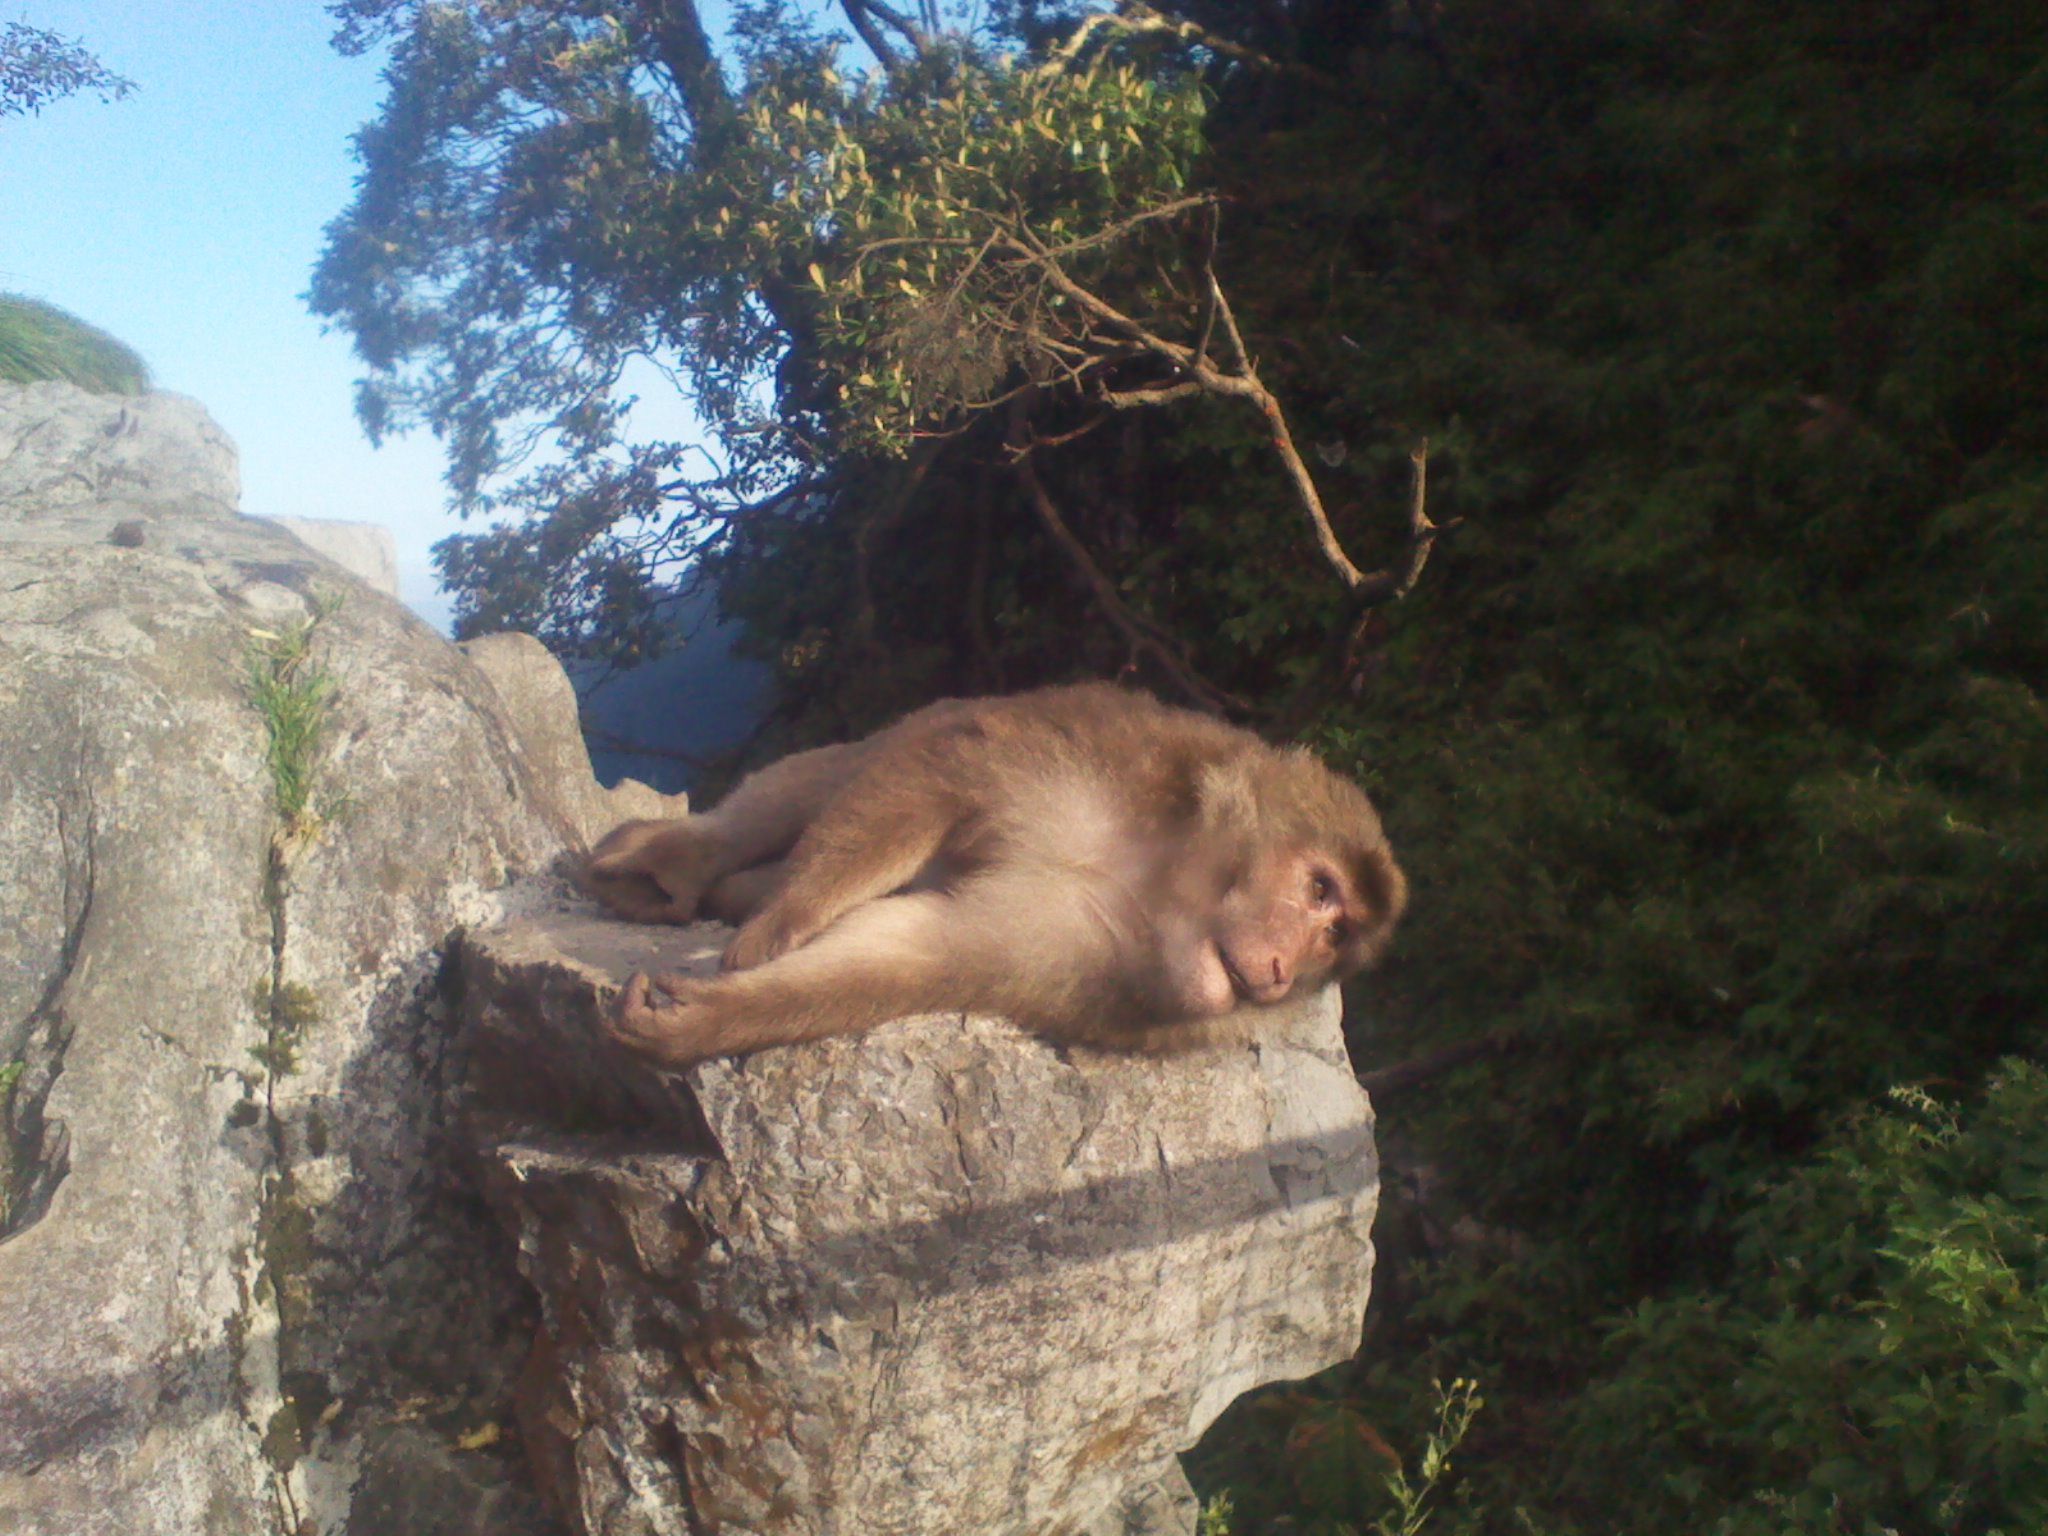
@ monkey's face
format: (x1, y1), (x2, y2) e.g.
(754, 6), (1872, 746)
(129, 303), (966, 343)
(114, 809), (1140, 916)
(1160, 841), (1398, 1019)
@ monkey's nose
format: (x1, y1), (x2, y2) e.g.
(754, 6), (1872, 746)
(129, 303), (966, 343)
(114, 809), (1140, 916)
(1222, 947), (1291, 1003)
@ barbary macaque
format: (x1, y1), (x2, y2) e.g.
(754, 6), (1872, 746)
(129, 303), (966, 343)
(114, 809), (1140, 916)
(583, 683), (1406, 1067)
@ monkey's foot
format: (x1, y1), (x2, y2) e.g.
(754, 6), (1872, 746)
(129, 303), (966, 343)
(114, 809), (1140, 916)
(608, 970), (720, 1068)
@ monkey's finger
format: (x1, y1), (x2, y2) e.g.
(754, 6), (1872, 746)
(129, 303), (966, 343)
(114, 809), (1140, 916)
(608, 970), (718, 1068)
(617, 970), (651, 1013)
(645, 969), (703, 1003)
(609, 972), (672, 1048)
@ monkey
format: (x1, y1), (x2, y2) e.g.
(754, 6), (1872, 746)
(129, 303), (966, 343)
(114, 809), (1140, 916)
(582, 683), (1406, 1069)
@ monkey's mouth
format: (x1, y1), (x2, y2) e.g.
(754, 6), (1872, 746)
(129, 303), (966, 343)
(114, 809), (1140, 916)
(1217, 950), (1257, 1004)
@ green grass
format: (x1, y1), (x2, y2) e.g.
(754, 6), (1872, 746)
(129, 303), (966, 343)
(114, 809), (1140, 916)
(247, 593), (344, 858)
(0, 293), (149, 392)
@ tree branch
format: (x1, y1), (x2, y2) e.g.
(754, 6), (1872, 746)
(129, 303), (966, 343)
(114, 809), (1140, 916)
(841, 0), (930, 68)
(839, 0), (900, 67)
(1046, 1), (1341, 93)
(1006, 398), (1242, 716)
(639, 0), (736, 142)
(1357, 1037), (1506, 1100)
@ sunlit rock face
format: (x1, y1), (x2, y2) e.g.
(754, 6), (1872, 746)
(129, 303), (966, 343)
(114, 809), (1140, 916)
(459, 910), (1379, 1536)
(0, 381), (602, 1536)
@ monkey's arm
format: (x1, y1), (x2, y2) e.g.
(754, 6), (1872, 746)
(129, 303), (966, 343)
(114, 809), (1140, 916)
(582, 741), (868, 923)
(615, 892), (993, 1064)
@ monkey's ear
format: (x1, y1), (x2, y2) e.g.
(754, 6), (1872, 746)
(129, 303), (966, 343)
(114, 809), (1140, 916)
(1352, 845), (1409, 928)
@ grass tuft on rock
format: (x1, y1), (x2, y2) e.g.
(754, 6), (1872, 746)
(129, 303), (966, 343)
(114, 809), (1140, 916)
(0, 293), (149, 392)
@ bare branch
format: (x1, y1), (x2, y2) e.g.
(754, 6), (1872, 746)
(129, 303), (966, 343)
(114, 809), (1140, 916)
(1045, 1), (1341, 92)
(839, 0), (900, 67)
(1348, 438), (1446, 606)
(841, 0), (929, 67)
(1096, 379), (1206, 410)
(638, 0), (737, 141)
(1007, 398), (1242, 716)
(859, 0), (928, 48)
(1357, 1037), (1507, 1100)
(1034, 194), (1219, 262)
(1191, 201), (1220, 368)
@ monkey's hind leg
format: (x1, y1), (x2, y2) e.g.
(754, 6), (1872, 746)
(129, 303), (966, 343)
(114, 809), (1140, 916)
(612, 892), (980, 1066)
(583, 741), (865, 924)
(700, 860), (788, 924)
(720, 766), (965, 971)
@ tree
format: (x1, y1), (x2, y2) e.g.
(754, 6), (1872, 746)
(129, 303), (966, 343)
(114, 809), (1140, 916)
(320, 3), (2048, 1531)
(312, 0), (1434, 710)
(0, 21), (133, 118)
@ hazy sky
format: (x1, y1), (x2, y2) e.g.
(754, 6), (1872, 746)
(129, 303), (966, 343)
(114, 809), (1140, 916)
(1, 3), (468, 620)
(6, 0), (754, 634)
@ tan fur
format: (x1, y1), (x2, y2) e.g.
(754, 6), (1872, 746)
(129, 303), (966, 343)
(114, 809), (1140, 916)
(586, 683), (1407, 1069)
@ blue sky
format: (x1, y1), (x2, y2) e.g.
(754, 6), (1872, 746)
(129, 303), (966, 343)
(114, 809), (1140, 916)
(3, 2), (474, 622)
(5, 1), (752, 632)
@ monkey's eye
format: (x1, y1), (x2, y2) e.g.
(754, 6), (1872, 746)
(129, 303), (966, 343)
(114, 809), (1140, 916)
(1309, 871), (1338, 906)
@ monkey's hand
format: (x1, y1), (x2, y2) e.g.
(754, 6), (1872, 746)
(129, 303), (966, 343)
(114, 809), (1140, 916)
(721, 905), (819, 972)
(582, 820), (718, 925)
(608, 971), (719, 1069)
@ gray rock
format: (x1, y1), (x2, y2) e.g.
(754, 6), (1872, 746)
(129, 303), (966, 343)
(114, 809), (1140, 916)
(266, 516), (402, 600)
(0, 381), (1384, 1536)
(0, 381), (238, 524)
(0, 383), (581, 1536)
(463, 632), (690, 850)
(458, 911), (1378, 1536)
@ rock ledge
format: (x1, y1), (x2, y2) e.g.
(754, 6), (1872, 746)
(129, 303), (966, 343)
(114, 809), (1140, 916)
(459, 910), (1379, 1536)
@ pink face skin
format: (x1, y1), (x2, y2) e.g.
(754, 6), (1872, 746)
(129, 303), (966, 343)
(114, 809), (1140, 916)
(1162, 844), (1365, 1018)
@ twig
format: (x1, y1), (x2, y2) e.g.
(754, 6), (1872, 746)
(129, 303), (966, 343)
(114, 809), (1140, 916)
(581, 728), (709, 769)
(1006, 398), (1242, 715)
(993, 224), (1444, 609)
(1047, 1), (1341, 92)
(1357, 1037), (1505, 1100)
(840, 0), (903, 66)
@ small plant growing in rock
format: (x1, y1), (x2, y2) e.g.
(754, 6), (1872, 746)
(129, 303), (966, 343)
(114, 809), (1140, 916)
(246, 591), (345, 861)
(245, 594), (342, 1092)
(0, 1058), (24, 1227)
(246, 979), (322, 1080)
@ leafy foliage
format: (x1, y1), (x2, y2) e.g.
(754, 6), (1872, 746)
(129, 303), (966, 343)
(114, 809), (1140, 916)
(246, 594), (345, 862)
(319, 0), (2048, 1529)
(1195, 1375), (1486, 1536)
(1579, 1064), (2048, 1533)
(1164, 1), (2048, 1530)
(313, 1), (1258, 668)
(742, 48), (1207, 453)
(0, 20), (133, 118)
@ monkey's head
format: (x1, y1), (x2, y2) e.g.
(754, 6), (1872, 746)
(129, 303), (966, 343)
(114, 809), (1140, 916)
(1160, 750), (1408, 1018)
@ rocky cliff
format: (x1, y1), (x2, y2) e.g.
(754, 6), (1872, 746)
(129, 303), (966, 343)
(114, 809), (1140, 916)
(0, 383), (1379, 1536)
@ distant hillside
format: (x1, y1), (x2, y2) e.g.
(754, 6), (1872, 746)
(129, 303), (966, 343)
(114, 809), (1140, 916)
(0, 295), (149, 393)
(574, 582), (771, 794)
